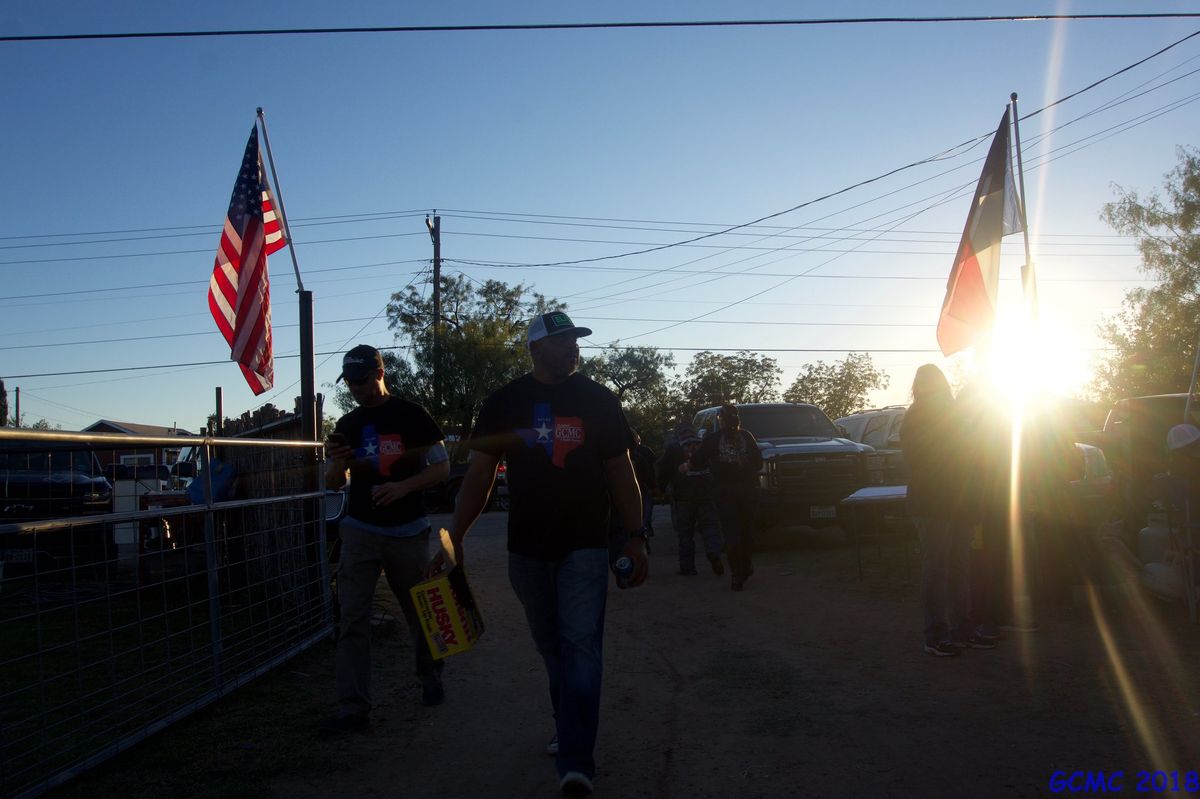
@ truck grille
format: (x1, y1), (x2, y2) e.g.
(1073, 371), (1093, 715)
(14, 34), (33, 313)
(770, 453), (862, 496)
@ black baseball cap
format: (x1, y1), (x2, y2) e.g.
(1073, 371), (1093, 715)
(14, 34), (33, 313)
(337, 344), (384, 383)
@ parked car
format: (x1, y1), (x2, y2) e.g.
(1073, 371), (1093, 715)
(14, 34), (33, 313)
(0, 441), (114, 573)
(1097, 393), (1199, 533)
(692, 403), (885, 530)
(835, 405), (908, 485)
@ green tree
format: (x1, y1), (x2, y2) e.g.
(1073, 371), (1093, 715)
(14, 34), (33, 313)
(335, 276), (565, 450)
(782, 352), (891, 420)
(1094, 147), (1200, 403)
(580, 343), (683, 446)
(679, 350), (781, 409)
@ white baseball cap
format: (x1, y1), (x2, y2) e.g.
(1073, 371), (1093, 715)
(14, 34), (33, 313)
(527, 311), (592, 344)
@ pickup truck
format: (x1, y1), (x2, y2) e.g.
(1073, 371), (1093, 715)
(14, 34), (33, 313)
(692, 403), (885, 530)
(0, 441), (114, 573)
(1095, 392), (1199, 534)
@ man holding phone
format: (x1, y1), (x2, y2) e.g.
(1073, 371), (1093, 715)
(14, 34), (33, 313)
(320, 344), (451, 737)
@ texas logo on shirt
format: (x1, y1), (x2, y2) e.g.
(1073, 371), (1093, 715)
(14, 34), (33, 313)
(521, 402), (585, 468)
(355, 424), (407, 474)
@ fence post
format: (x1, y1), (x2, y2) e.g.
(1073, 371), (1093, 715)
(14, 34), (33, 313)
(200, 442), (224, 687)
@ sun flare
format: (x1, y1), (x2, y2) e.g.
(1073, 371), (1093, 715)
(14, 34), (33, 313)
(982, 304), (1071, 408)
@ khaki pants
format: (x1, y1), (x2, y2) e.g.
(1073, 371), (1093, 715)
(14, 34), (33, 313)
(335, 523), (442, 717)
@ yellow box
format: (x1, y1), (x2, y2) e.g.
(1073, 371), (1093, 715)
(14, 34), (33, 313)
(409, 531), (484, 659)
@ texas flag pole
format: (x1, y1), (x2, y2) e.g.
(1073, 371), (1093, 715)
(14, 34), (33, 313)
(1009, 93), (1038, 323)
(256, 107), (317, 444)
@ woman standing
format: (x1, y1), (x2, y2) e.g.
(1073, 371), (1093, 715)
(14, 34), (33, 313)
(690, 404), (763, 591)
(901, 365), (982, 656)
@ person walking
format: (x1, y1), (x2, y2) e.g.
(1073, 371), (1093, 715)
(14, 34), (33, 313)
(689, 404), (762, 591)
(320, 344), (452, 735)
(631, 431), (658, 544)
(901, 364), (990, 657)
(437, 311), (648, 799)
(656, 423), (724, 576)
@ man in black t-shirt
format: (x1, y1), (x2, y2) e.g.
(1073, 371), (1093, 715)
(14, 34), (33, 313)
(439, 312), (647, 799)
(319, 344), (451, 737)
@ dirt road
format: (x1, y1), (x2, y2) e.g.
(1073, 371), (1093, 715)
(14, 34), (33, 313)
(273, 506), (1200, 799)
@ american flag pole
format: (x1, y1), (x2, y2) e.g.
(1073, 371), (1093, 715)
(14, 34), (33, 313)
(256, 108), (304, 293)
(255, 108), (318, 444)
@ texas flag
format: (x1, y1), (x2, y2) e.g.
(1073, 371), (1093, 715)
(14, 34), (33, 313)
(527, 403), (585, 468)
(355, 424), (406, 474)
(936, 108), (1025, 357)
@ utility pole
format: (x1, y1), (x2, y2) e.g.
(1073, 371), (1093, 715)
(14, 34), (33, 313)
(426, 214), (442, 418)
(14, 386), (19, 428)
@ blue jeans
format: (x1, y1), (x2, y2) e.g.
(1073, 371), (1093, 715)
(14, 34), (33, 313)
(508, 548), (610, 780)
(914, 516), (972, 646)
(671, 497), (723, 570)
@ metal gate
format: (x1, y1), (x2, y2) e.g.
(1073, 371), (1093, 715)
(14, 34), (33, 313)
(0, 429), (332, 798)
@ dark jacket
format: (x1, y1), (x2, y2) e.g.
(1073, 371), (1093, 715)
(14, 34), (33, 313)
(656, 440), (714, 503)
(901, 392), (968, 520)
(690, 428), (763, 492)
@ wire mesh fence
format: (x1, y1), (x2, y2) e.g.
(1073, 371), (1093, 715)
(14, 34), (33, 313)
(0, 429), (332, 799)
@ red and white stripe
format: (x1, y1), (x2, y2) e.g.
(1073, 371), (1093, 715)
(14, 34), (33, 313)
(208, 163), (286, 395)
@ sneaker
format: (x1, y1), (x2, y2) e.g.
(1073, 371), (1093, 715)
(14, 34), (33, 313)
(560, 771), (594, 797)
(317, 712), (369, 738)
(924, 641), (959, 657)
(677, 567), (698, 576)
(421, 683), (445, 707)
(546, 734), (558, 756)
(967, 634), (997, 649)
(707, 554), (724, 576)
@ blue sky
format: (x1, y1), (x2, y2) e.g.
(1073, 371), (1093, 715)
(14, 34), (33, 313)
(2, 2), (1198, 432)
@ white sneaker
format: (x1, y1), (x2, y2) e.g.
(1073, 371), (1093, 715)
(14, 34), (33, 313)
(559, 771), (593, 797)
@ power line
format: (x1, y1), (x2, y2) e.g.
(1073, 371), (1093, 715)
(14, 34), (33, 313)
(446, 28), (1200, 272)
(7, 338), (1125, 380)
(5, 14), (1199, 43)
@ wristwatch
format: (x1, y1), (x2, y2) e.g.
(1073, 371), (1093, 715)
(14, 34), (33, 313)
(627, 526), (650, 542)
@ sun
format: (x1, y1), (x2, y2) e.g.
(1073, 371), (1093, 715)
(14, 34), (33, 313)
(982, 303), (1071, 408)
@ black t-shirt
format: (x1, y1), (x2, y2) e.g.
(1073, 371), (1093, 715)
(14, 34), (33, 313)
(334, 396), (444, 528)
(471, 372), (634, 560)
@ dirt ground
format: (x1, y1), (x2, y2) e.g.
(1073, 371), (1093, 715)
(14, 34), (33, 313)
(270, 505), (1200, 799)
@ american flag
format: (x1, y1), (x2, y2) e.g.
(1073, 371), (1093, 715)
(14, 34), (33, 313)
(207, 126), (286, 395)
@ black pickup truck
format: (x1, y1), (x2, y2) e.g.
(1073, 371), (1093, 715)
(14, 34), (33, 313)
(691, 403), (884, 530)
(0, 441), (114, 573)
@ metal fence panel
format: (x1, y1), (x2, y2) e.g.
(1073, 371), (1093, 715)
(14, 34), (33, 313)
(0, 430), (332, 798)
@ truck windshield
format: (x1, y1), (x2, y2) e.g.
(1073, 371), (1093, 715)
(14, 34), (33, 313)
(0, 449), (95, 473)
(735, 406), (838, 438)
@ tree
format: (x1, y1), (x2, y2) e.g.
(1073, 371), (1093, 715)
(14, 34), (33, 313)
(580, 344), (683, 445)
(782, 352), (891, 419)
(679, 350), (781, 409)
(336, 276), (565, 449)
(1094, 147), (1200, 403)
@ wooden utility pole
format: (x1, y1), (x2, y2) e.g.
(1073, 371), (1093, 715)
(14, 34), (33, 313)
(426, 214), (442, 417)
